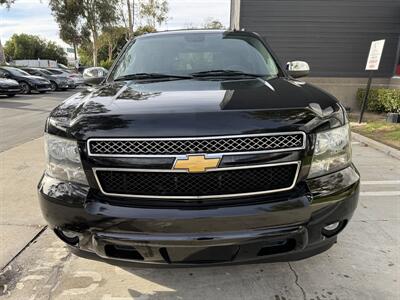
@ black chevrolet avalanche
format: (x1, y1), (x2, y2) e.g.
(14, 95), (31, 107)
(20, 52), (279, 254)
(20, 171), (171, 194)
(38, 30), (360, 266)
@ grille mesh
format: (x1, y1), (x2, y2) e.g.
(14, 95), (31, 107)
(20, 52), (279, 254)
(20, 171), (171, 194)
(89, 133), (304, 156)
(96, 164), (297, 198)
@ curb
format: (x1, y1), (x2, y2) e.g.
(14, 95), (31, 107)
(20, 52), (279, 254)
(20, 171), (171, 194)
(352, 131), (400, 160)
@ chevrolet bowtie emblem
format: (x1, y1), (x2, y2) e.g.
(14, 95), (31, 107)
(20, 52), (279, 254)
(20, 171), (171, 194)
(173, 155), (221, 173)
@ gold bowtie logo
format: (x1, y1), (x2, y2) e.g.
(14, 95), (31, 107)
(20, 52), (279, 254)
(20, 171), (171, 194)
(174, 155), (221, 173)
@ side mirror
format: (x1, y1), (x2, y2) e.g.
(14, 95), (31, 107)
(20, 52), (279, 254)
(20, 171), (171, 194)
(286, 61), (310, 78)
(83, 76), (105, 86)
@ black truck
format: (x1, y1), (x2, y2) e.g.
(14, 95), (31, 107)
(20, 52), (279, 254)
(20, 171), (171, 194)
(38, 30), (359, 266)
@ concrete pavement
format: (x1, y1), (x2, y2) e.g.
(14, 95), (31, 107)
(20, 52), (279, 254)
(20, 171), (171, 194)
(0, 140), (399, 300)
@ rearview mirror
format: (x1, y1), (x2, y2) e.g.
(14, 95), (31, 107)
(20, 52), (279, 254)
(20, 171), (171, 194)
(84, 76), (105, 86)
(286, 61), (310, 78)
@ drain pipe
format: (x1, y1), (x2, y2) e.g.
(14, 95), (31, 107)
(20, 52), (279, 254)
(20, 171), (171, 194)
(230, 0), (241, 30)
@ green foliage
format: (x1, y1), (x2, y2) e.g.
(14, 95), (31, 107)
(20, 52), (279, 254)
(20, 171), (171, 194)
(100, 59), (113, 69)
(49, 0), (120, 66)
(134, 25), (157, 36)
(77, 45), (93, 66)
(0, 0), (14, 7)
(139, 0), (168, 28)
(357, 88), (400, 113)
(4, 34), (68, 65)
(203, 19), (225, 29)
(49, 0), (86, 57)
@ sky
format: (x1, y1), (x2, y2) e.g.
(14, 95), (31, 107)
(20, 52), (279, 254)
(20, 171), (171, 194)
(0, 0), (231, 49)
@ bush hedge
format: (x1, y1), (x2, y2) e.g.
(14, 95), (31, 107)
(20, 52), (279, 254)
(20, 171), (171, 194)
(357, 88), (400, 113)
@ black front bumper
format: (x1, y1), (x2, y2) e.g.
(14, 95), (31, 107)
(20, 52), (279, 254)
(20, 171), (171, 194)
(0, 86), (21, 94)
(38, 165), (359, 266)
(33, 83), (52, 92)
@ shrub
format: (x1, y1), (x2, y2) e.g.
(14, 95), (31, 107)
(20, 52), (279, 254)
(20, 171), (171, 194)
(99, 59), (113, 70)
(357, 88), (400, 113)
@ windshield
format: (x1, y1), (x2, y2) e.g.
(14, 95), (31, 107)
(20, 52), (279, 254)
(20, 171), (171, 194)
(39, 69), (53, 75)
(5, 67), (30, 76)
(111, 32), (280, 80)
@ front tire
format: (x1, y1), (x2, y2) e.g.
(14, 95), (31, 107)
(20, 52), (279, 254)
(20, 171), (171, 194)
(20, 82), (31, 94)
(50, 81), (57, 92)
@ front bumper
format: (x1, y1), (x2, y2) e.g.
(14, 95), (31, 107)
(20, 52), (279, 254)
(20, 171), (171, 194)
(38, 165), (359, 266)
(0, 86), (21, 94)
(34, 83), (52, 92)
(58, 81), (69, 89)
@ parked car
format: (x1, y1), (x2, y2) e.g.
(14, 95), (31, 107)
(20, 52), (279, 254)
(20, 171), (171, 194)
(38, 30), (360, 266)
(46, 68), (84, 87)
(0, 78), (21, 97)
(21, 67), (69, 91)
(0, 66), (51, 94)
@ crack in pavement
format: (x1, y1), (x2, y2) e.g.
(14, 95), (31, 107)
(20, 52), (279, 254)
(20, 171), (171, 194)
(1, 226), (48, 272)
(288, 262), (307, 300)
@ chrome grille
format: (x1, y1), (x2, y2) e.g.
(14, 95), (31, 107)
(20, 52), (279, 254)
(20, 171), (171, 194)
(88, 132), (305, 156)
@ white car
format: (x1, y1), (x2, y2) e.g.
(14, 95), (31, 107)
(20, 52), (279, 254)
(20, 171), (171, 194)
(46, 68), (84, 87)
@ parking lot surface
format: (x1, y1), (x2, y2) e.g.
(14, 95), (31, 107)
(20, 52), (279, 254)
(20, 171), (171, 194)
(0, 90), (79, 152)
(0, 93), (399, 300)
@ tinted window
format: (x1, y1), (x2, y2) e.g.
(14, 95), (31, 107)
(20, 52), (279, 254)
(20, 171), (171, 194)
(111, 32), (280, 79)
(3, 67), (30, 76)
(40, 69), (53, 75)
(48, 69), (63, 75)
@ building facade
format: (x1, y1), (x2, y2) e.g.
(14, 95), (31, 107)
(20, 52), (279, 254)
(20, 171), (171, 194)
(232, 0), (400, 109)
(236, 0), (400, 78)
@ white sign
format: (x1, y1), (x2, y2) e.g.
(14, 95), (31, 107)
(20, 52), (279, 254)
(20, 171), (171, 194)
(365, 39), (385, 71)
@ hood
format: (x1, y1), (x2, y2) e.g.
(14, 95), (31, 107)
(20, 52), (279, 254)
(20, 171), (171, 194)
(48, 77), (345, 139)
(22, 75), (49, 82)
(0, 78), (19, 86)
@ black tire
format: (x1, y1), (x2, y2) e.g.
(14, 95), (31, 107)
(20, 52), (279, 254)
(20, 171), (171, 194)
(7, 94), (16, 97)
(50, 81), (57, 92)
(20, 82), (31, 94)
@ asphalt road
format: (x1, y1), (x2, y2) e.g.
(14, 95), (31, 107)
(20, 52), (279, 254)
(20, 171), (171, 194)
(0, 93), (399, 300)
(0, 90), (80, 152)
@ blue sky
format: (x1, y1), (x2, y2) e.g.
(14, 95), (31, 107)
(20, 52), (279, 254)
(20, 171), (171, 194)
(0, 0), (231, 47)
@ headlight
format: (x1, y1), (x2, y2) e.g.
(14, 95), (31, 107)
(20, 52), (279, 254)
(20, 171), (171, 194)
(308, 124), (351, 178)
(44, 134), (88, 185)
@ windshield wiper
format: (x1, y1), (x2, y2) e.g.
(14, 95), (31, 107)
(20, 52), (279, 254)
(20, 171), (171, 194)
(190, 70), (266, 78)
(114, 73), (193, 81)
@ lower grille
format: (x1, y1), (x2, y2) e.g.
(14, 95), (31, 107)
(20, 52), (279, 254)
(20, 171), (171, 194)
(95, 163), (299, 199)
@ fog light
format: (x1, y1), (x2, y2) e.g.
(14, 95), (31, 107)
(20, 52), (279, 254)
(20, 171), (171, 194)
(54, 229), (79, 245)
(323, 222), (340, 231)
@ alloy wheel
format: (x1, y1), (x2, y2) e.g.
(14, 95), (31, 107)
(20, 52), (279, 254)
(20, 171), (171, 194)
(50, 82), (57, 91)
(20, 82), (31, 94)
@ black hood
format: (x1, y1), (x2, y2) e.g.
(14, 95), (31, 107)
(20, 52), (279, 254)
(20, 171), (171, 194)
(48, 77), (345, 140)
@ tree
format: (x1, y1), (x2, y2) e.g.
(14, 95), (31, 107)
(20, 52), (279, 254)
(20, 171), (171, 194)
(80, 0), (119, 66)
(0, 39), (5, 64)
(204, 19), (225, 30)
(4, 34), (68, 64)
(139, 0), (168, 28)
(49, 0), (84, 61)
(127, 0), (134, 39)
(0, 0), (14, 7)
(99, 26), (127, 62)
(49, 0), (119, 66)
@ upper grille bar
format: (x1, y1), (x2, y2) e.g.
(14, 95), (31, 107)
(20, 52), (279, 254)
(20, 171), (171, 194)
(87, 132), (306, 157)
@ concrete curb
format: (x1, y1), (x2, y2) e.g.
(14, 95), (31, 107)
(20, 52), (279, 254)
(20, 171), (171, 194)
(352, 131), (400, 160)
